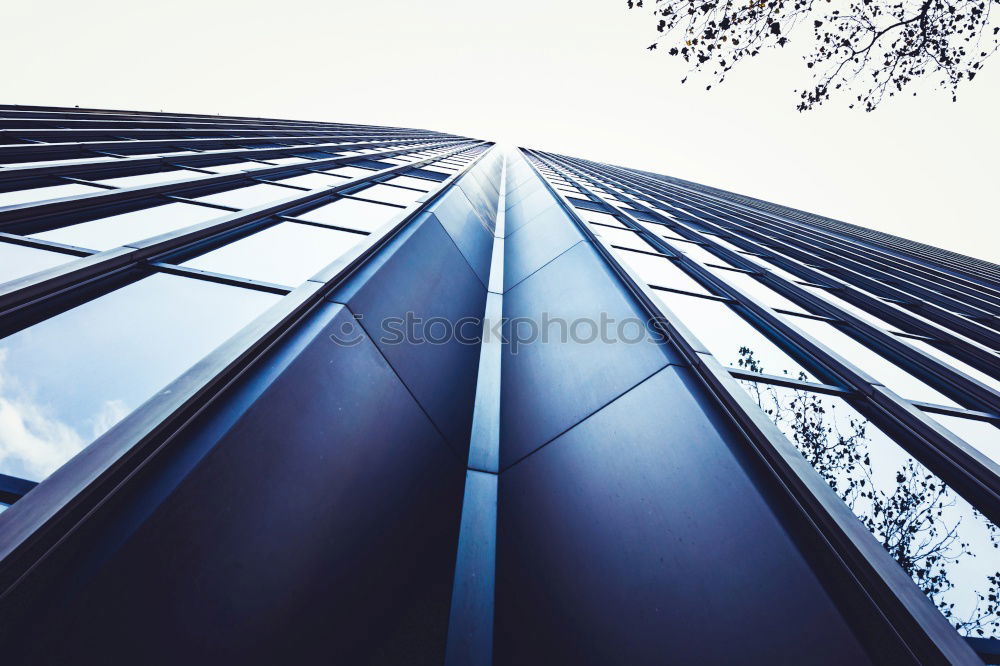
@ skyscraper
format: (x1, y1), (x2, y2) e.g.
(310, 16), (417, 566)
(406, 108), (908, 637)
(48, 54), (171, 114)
(0, 105), (997, 665)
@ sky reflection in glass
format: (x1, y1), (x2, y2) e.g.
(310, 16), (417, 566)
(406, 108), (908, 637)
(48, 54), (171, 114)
(0, 273), (279, 482)
(742, 382), (1000, 638)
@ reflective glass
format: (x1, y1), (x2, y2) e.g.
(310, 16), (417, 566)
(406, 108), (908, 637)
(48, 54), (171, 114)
(30, 202), (225, 251)
(708, 267), (811, 314)
(638, 220), (688, 241)
(181, 222), (364, 286)
(0, 242), (78, 284)
(579, 210), (626, 228)
(262, 157), (310, 166)
(759, 258), (814, 285)
(785, 314), (961, 407)
(0, 273), (279, 482)
(612, 248), (713, 296)
(297, 197), (402, 232)
(382, 175), (436, 192)
(590, 225), (655, 252)
(895, 336), (1000, 393)
(275, 173), (343, 190)
(195, 183), (296, 209)
(673, 241), (737, 269)
(200, 161), (271, 174)
(323, 166), (377, 179)
(95, 170), (206, 189)
(800, 284), (906, 332)
(351, 183), (423, 206)
(656, 290), (816, 379)
(926, 412), (1000, 465)
(0, 183), (104, 207)
(418, 168), (452, 179)
(742, 383), (1000, 638)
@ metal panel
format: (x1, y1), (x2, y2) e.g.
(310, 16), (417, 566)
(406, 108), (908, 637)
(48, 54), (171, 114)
(500, 241), (680, 466)
(495, 366), (876, 665)
(334, 214), (489, 454)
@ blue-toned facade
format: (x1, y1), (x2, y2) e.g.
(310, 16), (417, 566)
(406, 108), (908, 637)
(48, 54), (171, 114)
(0, 105), (997, 665)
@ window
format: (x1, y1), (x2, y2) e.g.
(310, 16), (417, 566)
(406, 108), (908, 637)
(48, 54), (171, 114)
(262, 156), (311, 166)
(194, 183), (297, 209)
(673, 241), (737, 269)
(590, 225), (655, 252)
(94, 170), (206, 189)
(0, 182), (105, 207)
(30, 202), (225, 251)
(380, 175), (437, 192)
(0, 273), (279, 482)
(612, 248), (713, 296)
(637, 221), (688, 242)
(0, 241), (79, 284)
(180, 222), (364, 286)
(297, 197), (403, 232)
(655, 290), (817, 379)
(579, 210), (627, 228)
(198, 161), (271, 174)
(742, 382), (1000, 639)
(784, 314), (961, 407)
(323, 165), (378, 179)
(925, 412), (1000, 465)
(707, 267), (810, 314)
(274, 173), (343, 190)
(894, 336), (1000, 393)
(348, 183), (423, 207)
(799, 285), (906, 332)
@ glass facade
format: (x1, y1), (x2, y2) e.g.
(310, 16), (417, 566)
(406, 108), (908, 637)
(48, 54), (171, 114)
(0, 105), (997, 664)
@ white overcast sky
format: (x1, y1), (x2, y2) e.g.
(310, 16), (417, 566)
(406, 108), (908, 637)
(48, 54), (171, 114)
(3, 0), (998, 263)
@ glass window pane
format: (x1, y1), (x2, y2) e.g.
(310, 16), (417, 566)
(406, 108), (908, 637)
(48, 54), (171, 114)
(673, 241), (737, 269)
(199, 161), (271, 174)
(708, 268), (811, 314)
(578, 210), (627, 228)
(785, 315), (961, 407)
(180, 222), (364, 286)
(262, 157), (310, 166)
(612, 248), (712, 296)
(800, 285), (906, 332)
(194, 183), (296, 209)
(416, 168), (451, 179)
(895, 336), (1000, 393)
(0, 242), (78, 284)
(0, 273), (279, 482)
(323, 166), (377, 178)
(741, 383), (1000, 639)
(638, 221), (688, 241)
(30, 202), (225, 251)
(297, 197), (403, 233)
(0, 183), (104, 207)
(274, 173), (343, 190)
(591, 225), (655, 252)
(926, 412), (1000, 465)
(381, 175), (437, 192)
(95, 170), (206, 189)
(351, 183), (423, 206)
(655, 290), (816, 379)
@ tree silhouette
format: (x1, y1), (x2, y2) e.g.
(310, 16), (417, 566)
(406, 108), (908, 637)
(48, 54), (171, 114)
(628, 0), (1000, 110)
(737, 347), (1000, 637)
